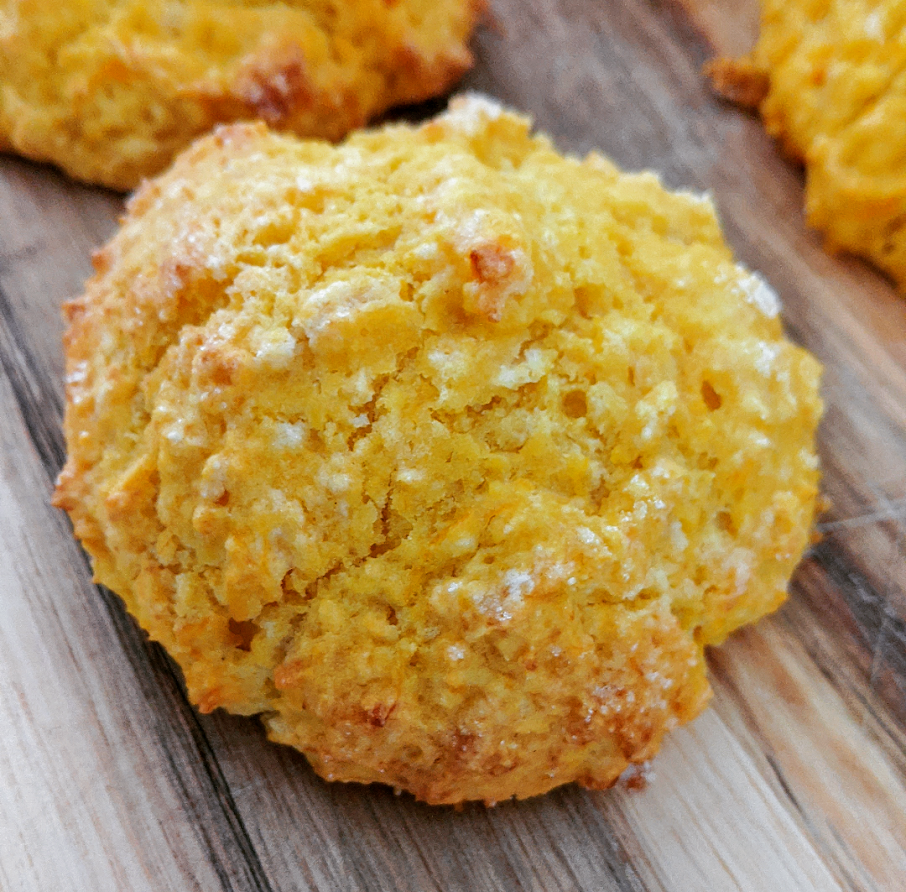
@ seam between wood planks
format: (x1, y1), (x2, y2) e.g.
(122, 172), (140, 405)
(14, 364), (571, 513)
(0, 280), (280, 892)
(0, 279), (66, 475)
(708, 651), (865, 892)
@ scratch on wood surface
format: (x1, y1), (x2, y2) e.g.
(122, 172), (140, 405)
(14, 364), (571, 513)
(816, 496), (906, 532)
(831, 486), (906, 705)
(0, 242), (42, 272)
(865, 487), (906, 698)
(869, 614), (894, 693)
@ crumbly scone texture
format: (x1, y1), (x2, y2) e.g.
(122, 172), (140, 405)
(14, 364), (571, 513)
(54, 96), (823, 805)
(0, 0), (482, 190)
(715, 0), (906, 289)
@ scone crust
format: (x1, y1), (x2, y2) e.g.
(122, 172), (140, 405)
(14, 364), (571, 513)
(55, 97), (822, 804)
(0, 0), (483, 189)
(725, 0), (906, 288)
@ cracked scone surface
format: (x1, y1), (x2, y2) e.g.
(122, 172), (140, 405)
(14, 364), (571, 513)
(54, 96), (822, 805)
(0, 0), (482, 190)
(727, 0), (906, 288)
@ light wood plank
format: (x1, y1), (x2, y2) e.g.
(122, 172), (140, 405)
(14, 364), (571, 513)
(710, 609), (906, 891)
(608, 710), (842, 892)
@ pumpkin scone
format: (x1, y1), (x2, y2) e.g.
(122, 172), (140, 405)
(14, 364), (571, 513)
(0, 0), (483, 190)
(709, 0), (906, 289)
(54, 95), (823, 805)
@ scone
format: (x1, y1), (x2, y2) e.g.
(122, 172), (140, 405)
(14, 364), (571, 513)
(708, 0), (906, 289)
(54, 95), (823, 805)
(0, 0), (483, 190)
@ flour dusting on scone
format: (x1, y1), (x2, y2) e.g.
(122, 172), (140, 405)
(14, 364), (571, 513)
(54, 95), (823, 805)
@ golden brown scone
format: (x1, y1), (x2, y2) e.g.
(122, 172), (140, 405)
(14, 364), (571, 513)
(54, 96), (823, 805)
(710, 1), (906, 289)
(0, 0), (482, 190)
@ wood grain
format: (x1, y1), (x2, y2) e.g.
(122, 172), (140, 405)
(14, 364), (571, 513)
(1, 1), (904, 890)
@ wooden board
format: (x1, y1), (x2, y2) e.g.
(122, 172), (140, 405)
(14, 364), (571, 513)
(1, 1), (904, 889)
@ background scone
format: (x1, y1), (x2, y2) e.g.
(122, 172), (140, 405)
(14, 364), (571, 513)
(709, 0), (906, 290)
(0, 0), (482, 190)
(54, 95), (822, 805)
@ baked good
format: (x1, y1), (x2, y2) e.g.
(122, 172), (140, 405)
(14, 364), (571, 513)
(708, 0), (906, 289)
(0, 0), (483, 189)
(54, 95), (823, 804)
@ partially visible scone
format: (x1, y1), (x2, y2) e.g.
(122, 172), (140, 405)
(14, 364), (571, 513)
(0, 0), (483, 189)
(54, 95), (822, 805)
(709, 0), (906, 289)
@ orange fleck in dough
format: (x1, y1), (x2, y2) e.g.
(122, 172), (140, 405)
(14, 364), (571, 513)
(54, 96), (823, 805)
(0, 0), (483, 189)
(714, 0), (906, 289)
